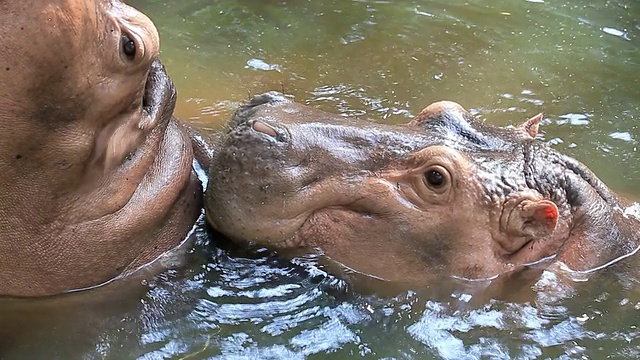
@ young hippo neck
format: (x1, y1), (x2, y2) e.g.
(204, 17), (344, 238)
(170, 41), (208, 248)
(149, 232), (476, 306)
(557, 188), (640, 273)
(537, 150), (640, 272)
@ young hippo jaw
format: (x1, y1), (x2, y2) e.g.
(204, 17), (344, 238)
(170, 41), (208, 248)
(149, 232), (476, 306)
(207, 93), (597, 284)
(0, 0), (201, 297)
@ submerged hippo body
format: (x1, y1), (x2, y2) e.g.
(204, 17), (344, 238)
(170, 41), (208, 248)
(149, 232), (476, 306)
(205, 92), (640, 286)
(0, 0), (201, 297)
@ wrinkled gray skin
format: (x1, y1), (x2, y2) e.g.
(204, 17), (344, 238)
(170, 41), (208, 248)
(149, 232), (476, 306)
(205, 92), (640, 285)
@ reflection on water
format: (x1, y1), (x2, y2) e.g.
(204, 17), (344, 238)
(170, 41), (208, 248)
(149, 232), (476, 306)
(4, 221), (640, 359)
(5, 0), (640, 358)
(142, 0), (638, 193)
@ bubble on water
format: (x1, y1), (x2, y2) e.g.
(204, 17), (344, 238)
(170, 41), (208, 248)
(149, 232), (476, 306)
(214, 333), (305, 359)
(547, 137), (564, 146)
(526, 318), (592, 347)
(532, 269), (578, 303)
(557, 113), (590, 126)
(575, 313), (589, 323)
(519, 97), (544, 105)
(290, 316), (359, 355)
(609, 131), (635, 142)
(245, 58), (282, 72)
(414, 8), (436, 17)
(602, 27), (630, 40)
(459, 293), (473, 303)
(505, 303), (549, 330)
(206, 286), (233, 298)
(623, 203), (640, 220)
(260, 306), (320, 336)
(407, 301), (506, 359)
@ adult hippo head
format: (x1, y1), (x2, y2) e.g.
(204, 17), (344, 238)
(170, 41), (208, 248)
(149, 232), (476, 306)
(0, 1), (201, 297)
(205, 92), (640, 285)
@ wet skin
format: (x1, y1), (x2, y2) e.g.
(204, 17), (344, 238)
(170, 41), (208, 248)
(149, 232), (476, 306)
(205, 92), (640, 285)
(0, 0), (201, 297)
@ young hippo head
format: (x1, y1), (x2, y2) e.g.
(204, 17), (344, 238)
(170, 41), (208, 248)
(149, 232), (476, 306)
(206, 92), (640, 285)
(0, 1), (201, 297)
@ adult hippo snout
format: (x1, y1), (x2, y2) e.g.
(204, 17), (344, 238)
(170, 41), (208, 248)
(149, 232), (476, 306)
(0, 0), (201, 297)
(207, 92), (640, 285)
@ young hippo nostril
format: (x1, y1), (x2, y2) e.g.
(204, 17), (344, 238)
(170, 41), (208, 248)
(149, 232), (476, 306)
(251, 120), (279, 139)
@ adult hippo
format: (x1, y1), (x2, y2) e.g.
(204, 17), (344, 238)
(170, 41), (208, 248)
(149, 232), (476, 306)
(204, 92), (640, 287)
(0, 0), (201, 297)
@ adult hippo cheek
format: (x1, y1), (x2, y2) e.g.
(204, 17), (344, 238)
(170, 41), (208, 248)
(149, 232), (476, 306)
(0, 1), (201, 297)
(205, 92), (640, 286)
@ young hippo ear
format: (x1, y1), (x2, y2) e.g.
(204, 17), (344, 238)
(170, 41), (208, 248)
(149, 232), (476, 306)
(519, 113), (544, 138)
(505, 198), (558, 239)
(409, 100), (471, 127)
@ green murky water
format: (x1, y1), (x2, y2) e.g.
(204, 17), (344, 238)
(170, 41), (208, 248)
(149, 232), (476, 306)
(4, 1), (640, 359)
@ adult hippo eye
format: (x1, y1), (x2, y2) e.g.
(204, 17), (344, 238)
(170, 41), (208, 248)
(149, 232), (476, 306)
(121, 33), (136, 59)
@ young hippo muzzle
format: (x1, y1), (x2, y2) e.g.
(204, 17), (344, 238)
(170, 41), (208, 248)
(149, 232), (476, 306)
(0, 1), (201, 297)
(205, 92), (640, 286)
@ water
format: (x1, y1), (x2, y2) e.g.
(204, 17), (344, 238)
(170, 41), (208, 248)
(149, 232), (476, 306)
(4, 0), (640, 359)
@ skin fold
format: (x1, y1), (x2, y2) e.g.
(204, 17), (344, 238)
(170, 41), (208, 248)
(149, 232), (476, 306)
(205, 92), (640, 287)
(0, 0), (202, 297)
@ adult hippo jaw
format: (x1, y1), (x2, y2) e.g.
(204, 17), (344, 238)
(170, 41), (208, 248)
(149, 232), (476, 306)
(206, 92), (640, 284)
(0, 0), (201, 297)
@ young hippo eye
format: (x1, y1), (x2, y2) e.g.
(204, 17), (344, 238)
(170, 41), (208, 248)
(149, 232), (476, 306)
(423, 165), (450, 191)
(121, 33), (136, 59)
(426, 170), (445, 187)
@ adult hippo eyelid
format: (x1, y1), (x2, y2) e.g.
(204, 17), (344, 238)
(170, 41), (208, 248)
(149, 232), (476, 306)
(104, 4), (156, 69)
(116, 28), (145, 65)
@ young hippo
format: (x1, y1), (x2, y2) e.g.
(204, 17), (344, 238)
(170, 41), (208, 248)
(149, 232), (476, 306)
(0, 0), (202, 297)
(204, 92), (640, 287)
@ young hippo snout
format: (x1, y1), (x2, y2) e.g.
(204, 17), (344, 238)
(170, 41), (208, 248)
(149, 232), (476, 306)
(205, 92), (640, 285)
